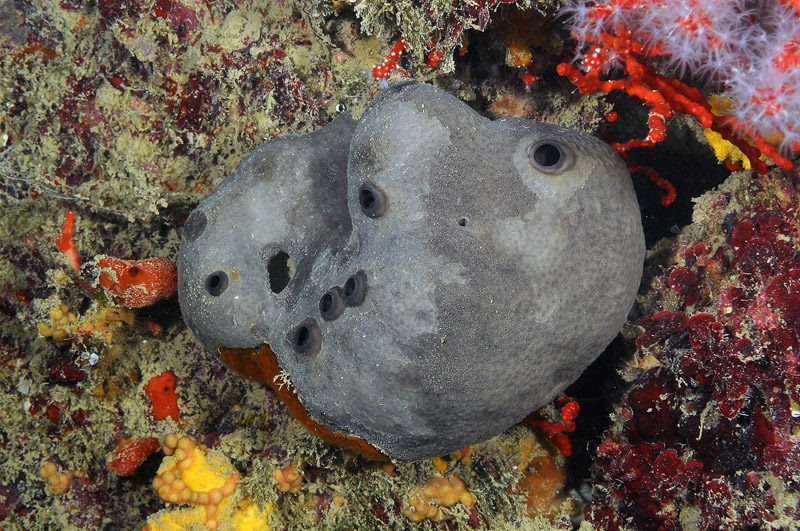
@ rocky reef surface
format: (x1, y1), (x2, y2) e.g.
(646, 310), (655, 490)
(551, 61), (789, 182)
(0, 0), (797, 529)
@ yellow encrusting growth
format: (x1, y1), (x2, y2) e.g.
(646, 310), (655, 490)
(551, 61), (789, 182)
(703, 127), (752, 170)
(431, 456), (448, 473)
(143, 434), (271, 531)
(403, 476), (477, 523)
(704, 94), (791, 170)
(449, 447), (474, 466)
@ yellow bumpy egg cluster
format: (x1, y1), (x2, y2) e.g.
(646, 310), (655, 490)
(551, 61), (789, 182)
(37, 297), (134, 345)
(38, 462), (73, 495)
(144, 434), (270, 531)
(404, 476), (477, 522)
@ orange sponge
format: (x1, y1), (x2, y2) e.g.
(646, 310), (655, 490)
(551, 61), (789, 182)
(96, 256), (177, 308)
(145, 371), (180, 422)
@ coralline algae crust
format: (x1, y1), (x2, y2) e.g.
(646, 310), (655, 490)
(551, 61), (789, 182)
(178, 82), (645, 460)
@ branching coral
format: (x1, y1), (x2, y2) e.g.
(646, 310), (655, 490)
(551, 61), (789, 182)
(558, 0), (800, 205)
(562, 0), (800, 155)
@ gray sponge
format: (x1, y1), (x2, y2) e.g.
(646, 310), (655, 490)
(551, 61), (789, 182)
(178, 82), (645, 460)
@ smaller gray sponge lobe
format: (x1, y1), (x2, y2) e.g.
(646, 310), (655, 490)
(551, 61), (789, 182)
(178, 113), (357, 351)
(178, 82), (645, 460)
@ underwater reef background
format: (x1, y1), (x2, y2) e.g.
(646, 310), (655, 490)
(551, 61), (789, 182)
(0, 0), (798, 529)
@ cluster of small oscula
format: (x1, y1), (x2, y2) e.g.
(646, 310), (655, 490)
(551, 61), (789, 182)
(561, 0), (800, 155)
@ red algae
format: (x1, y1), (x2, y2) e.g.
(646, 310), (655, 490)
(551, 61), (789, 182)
(588, 168), (800, 529)
(667, 266), (699, 306)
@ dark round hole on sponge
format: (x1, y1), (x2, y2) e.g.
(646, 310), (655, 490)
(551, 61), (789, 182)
(320, 294), (332, 312)
(358, 183), (387, 218)
(183, 210), (207, 242)
(291, 318), (322, 355)
(296, 326), (309, 345)
(319, 287), (345, 321)
(533, 142), (561, 167)
(267, 251), (292, 294)
(343, 270), (368, 306)
(458, 218), (468, 227)
(361, 189), (374, 208)
(528, 140), (571, 174)
(205, 271), (228, 296)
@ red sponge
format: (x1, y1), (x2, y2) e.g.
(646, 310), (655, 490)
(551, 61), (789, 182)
(145, 371), (180, 422)
(97, 256), (177, 308)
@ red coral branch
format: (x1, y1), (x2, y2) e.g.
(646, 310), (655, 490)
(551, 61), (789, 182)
(372, 38), (407, 80)
(558, 18), (796, 206)
(520, 394), (580, 456)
